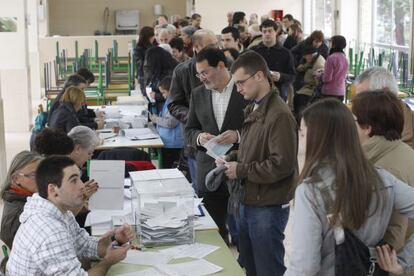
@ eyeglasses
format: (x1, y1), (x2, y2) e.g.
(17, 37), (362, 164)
(234, 73), (256, 87)
(18, 172), (36, 180)
(195, 71), (209, 80)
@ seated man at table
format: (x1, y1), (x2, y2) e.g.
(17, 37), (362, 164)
(7, 155), (132, 275)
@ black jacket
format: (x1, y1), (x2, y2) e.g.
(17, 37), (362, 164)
(283, 35), (298, 50)
(252, 43), (296, 98)
(291, 38), (329, 66)
(0, 191), (28, 248)
(48, 91), (97, 129)
(168, 57), (202, 124)
(134, 44), (153, 79)
(48, 102), (80, 133)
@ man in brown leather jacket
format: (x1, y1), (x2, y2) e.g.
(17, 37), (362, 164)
(221, 51), (298, 276)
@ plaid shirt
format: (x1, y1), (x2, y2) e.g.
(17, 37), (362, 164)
(7, 194), (99, 275)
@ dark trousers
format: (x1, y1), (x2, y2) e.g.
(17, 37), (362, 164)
(238, 204), (290, 276)
(199, 186), (229, 243)
(160, 148), (181, 168)
(321, 94), (344, 102)
(188, 157), (198, 193)
(293, 94), (311, 123)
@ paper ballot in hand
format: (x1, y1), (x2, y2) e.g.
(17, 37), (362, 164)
(202, 136), (233, 160)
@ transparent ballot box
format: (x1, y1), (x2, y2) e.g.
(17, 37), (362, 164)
(129, 169), (195, 248)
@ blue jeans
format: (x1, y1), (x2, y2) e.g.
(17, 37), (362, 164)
(187, 157), (198, 193)
(238, 204), (290, 276)
(228, 213), (239, 247)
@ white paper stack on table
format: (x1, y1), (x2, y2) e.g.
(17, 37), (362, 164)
(100, 106), (122, 119)
(202, 136), (233, 160)
(129, 169), (196, 247)
(121, 128), (159, 140)
(118, 259), (222, 276)
(89, 160), (125, 210)
(119, 243), (221, 276)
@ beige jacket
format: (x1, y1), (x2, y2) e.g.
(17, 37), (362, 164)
(402, 103), (414, 150)
(363, 135), (414, 276)
(296, 54), (325, 96)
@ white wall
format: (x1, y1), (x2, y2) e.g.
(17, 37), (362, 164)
(0, 0), (32, 132)
(195, 0), (303, 34)
(337, 0), (358, 45)
(0, 80), (7, 186)
(28, 0), (42, 103)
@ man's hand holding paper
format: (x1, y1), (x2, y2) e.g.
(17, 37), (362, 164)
(215, 130), (238, 144)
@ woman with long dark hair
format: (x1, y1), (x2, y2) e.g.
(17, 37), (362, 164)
(143, 46), (178, 114)
(134, 26), (155, 96)
(285, 99), (414, 275)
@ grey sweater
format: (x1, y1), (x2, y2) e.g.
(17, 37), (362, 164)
(285, 167), (414, 276)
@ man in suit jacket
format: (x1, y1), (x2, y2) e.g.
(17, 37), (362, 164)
(185, 48), (248, 241)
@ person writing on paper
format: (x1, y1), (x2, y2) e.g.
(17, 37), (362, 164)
(185, 47), (248, 242)
(149, 76), (184, 168)
(7, 156), (133, 275)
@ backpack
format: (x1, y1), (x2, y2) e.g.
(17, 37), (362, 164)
(29, 111), (48, 151)
(318, 188), (389, 276)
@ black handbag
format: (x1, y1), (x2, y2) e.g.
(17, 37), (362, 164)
(335, 228), (388, 276)
(318, 187), (389, 276)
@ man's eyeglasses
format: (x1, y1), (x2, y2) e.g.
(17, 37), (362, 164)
(195, 71), (209, 80)
(234, 73), (256, 87)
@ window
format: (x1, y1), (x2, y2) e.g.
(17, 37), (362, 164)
(303, 0), (334, 37)
(375, 0), (411, 46)
(358, 0), (411, 49)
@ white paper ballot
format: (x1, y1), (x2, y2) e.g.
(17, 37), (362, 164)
(121, 250), (173, 266)
(159, 243), (220, 259)
(117, 268), (166, 276)
(202, 136), (233, 160)
(130, 168), (183, 181)
(157, 259), (223, 276)
(89, 160), (125, 210)
(121, 128), (159, 140)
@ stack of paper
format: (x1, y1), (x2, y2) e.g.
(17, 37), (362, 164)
(158, 259), (223, 276)
(121, 128), (159, 140)
(121, 250), (173, 266)
(118, 259), (222, 276)
(129, 169), (194, 195)
(89, 160), (125, 210)
(100, 106), (122, 119)
(139, 200), (194, 246)
(202, 136), (233, 160)
(130, 169), (196, 247)
(159, 243), (220, 259)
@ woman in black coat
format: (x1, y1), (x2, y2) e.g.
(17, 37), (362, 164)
(48, 87), (86, 133)
(134, 26), (156, 97)
(144, 46), (178, 114)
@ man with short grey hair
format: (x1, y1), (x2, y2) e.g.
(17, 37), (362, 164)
(355, 66), (399, 94)
(355, 66), (414, 149)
